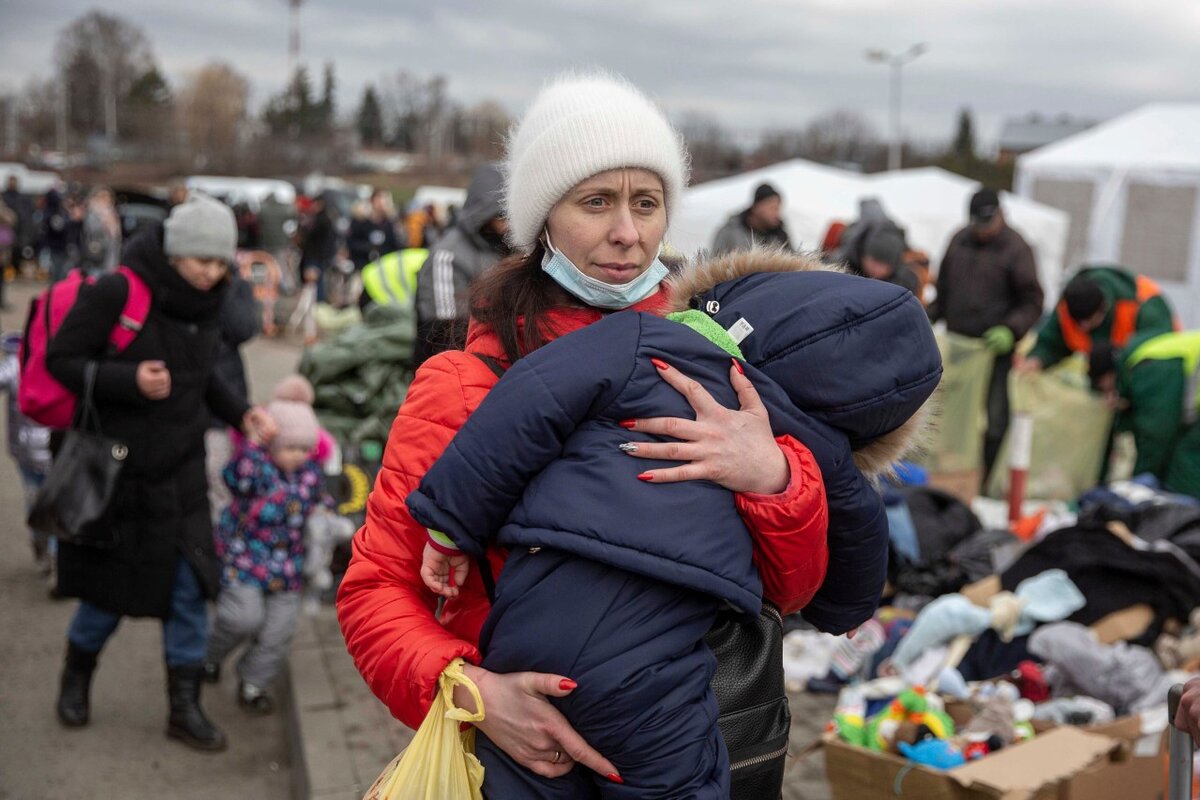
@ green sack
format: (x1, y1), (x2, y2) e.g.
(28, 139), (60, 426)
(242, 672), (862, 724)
(913, 333), (993, 474)
(986, 356), (1113, 501)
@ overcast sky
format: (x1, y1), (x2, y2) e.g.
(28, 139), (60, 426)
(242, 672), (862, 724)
(2, 0), (1198, 149)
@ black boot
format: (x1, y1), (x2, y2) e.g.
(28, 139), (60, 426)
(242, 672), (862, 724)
(166, 664), (227, 752)
(57, 642), (98, 727)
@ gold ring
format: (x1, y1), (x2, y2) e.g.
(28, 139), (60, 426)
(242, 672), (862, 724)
(552, 750), (563, 764)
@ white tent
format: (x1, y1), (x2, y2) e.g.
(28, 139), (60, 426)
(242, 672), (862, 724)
(1015, 103), (1200, 326)
(671, 159), (1069, 308)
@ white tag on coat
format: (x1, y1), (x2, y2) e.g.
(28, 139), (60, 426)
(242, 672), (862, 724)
(727, 317), (754, 345)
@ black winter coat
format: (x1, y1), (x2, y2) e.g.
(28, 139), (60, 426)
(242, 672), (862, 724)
(46, 225), (249, 618)
(928, 225), (1045, 339)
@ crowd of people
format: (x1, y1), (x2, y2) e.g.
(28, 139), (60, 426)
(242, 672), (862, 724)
(6, 69), (1200, 798)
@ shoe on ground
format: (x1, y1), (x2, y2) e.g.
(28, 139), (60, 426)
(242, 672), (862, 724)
(237, 681), (275, 715)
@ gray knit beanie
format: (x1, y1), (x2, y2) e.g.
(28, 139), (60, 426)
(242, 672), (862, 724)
(163, 193), (237, 263)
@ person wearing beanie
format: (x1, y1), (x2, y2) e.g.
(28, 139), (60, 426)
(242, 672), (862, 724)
(1020, 265), (1176, 374)
(272, 373), (316, 405)
(927, 186), (1044, 483)
(205, 393), (330, 716)
(337, 71), (928, 799)
(861, 229), (920, 296)
(43, 193), (278, 751)
(710, 181), (793, 256)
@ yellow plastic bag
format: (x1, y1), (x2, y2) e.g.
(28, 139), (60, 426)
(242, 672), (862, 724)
(914, 333), (994, 473)
(364, 658), (486, 800)
(986, 357), (1114, 501)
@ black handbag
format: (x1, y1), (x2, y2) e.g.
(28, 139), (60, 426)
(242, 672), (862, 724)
(706, 601), (790, 800)
(28, 362), (128, 548)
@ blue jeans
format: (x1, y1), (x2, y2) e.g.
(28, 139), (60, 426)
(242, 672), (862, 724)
(67, 556), (209, 666)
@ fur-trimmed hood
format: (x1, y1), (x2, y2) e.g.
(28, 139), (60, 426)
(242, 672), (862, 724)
(666, 248), (942, 477)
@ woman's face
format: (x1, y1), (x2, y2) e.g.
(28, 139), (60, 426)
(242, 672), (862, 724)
(172, 256), (229, 291)
(545, 168), (666, 285)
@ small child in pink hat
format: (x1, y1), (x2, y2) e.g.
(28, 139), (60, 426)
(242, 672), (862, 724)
(203, 379), (334, 713)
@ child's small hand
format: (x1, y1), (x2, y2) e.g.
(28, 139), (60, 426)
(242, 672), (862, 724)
(421, 542), (470, 599)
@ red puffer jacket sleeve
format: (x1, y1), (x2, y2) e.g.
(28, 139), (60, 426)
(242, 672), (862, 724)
(735, 435), (829, 615)
(335, 351), (500, 730)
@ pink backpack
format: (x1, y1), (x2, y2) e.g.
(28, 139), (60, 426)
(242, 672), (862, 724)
(18, 266), (152, 428)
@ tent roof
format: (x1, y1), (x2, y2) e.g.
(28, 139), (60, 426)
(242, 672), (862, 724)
(1019, 103), (1200, 172)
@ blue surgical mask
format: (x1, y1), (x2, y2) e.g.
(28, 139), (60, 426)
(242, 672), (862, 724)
(540, 233), (668, 310)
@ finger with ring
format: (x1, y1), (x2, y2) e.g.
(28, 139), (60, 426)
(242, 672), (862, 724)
(551, 750), (563, 764)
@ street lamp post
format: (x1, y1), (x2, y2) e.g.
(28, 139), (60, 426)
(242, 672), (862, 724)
(866, 43), (929, 171)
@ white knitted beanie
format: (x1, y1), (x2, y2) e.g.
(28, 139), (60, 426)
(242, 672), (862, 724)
(503, 72), (691, 252)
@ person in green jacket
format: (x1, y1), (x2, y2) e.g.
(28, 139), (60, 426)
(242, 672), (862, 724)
(1089, 330), (1200, 499)
(1020, 266), (1176, 373)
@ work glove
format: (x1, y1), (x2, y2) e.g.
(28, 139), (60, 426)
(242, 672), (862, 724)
(982, 325), (1015, 355)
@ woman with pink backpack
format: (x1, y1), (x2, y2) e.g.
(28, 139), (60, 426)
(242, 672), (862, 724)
(43, 194), (276, 752)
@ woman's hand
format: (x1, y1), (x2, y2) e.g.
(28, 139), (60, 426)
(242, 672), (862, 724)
(453, 663), (623, 784)
(136, 360), (171, 400)
(620, 358), (790, 495)
(242, 406), (278, 444)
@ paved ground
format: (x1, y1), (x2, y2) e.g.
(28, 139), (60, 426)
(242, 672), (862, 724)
(0, 276), (837, 799)
(0, 279), (296, 800)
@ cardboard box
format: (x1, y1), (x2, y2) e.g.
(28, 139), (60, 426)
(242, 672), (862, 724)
(928, 468), (982, 505)
(824, 721), (1166, 800)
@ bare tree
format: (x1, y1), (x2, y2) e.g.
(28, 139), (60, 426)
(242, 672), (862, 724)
(678, 113), (743, 181)
(15, 78), (60, 153)
(798, 110), (881, 166)
(454, 100), (511, 161)
(54, 10), (157, 142)
(378, 71), (454, 163)
(756, 110), (882, 169)
(178, 62), (250, 169)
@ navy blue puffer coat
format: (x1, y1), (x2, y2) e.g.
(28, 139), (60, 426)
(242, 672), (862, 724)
(408, 252), (941, 632)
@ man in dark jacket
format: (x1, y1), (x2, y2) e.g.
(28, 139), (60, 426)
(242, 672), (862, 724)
(709, 182), (793, 255)
(41, 188), (73, 282)
(928, 188), (1044, 480)
(299, 193), (338, 303)
(347, 189), (399, 271)
(414, 164), (510, 365)
(46, 194), (276, 752)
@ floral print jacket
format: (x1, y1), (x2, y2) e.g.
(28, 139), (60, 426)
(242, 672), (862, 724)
(216, 441), (332, 593)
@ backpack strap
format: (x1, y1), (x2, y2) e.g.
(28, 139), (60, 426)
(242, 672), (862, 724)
(108, 265), (152, 352)
(469, 351), (508, 604)
(472, 352), (507, 380)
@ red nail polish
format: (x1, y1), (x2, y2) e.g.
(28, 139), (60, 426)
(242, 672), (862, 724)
(651, 358), (669, 371)
(619, 419), (637, 429)
(607, 773), (624, 784)
(732, 358), (744, 375)
(559, 679), (577, 691)
(637, 473), (653, 482)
